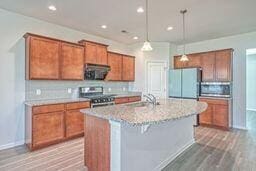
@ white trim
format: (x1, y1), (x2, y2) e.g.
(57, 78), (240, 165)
(246, 108), (256, 112)
(153, 139), (195, 171)
(0, 140), (25, 150)
(232, 125), (247, 130)
(145, 60), (169, 98)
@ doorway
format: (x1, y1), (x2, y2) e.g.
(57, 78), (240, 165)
(246, 48), (256, 130)
(146, 61), (168, 98)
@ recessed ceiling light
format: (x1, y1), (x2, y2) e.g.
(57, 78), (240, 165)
(133, 36), (138, 40)
(137, 7), (144, 13)
(167, 26), (173, 31)
(48, 5), (57, 11)
(101, 25), (107, 29)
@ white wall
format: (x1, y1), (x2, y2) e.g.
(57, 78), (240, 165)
(0, 8), (131, 149)
(175, 31), (256, 129)
(128, 42), (171, 97)
(246, 54), (256, 111)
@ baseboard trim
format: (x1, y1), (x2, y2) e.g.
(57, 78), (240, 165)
(232, 125), (247, 130)
(153, 139), (195, 171)
(0, 140), (25, 151)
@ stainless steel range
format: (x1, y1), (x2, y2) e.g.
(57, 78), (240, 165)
(79, 86), (115, 108)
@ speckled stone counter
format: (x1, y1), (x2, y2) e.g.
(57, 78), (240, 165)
(110, 92), (142, 98)
(25, 98), (90, 106)
(81, 98), (207, 126)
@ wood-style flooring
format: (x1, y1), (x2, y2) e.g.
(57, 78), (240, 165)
(0, 111), (255, 171)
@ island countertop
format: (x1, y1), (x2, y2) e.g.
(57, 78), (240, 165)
(81, 98), (207, 126)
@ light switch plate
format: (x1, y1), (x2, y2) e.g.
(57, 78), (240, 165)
(123, 87), (126, 91)
(68, 88), (72, 94)
(108, 88), (112, 92)
(36, 89), (41, 95)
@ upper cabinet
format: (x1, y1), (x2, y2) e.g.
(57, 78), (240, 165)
(24, 33), (85, 80)
(215, 50), (232, 82)
(106, 52), (123, 81)
(25, 35), (61, 80)
(173, 49), (233, 82)
(122, 55), (135, 81)
(60, 43), (84, 80)
(106, 52), (135, 81)
(78, 40), (108, 65)
(201, 52), (216, 82)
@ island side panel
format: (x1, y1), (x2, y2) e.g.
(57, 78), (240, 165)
(84, 114), (110, 171)
(120, 116), (195, 171)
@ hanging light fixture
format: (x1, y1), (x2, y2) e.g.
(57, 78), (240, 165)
(141, 0), (153, 51)
(180, 9), (189, 62)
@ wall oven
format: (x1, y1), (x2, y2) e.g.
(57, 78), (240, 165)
(200, 82), (231, 98)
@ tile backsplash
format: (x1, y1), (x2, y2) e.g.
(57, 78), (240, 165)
(26, 80), (129, 101)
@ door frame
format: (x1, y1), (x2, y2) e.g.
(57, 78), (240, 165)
(145, 60), (169, 98)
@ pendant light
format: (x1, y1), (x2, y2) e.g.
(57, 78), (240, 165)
(141, 0), (153, 51)
(180, 9), (189, 62)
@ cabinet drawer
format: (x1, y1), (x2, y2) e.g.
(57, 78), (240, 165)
(66, 102), (90, 110)
(128, 96), (141, 102)
(33, 104), (65, 114)
(115, 97), (129, 104)
(199, 98), (228, 105)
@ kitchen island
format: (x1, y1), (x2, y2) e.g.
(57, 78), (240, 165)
(81, 98), (207, 171)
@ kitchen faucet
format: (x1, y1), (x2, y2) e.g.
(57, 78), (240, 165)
(143, 93), (157, 106)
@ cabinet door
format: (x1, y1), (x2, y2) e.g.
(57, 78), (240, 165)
(61, 43), (84, 80)
(215, 50), (232, 81)
(66, 110), (84, 138)
(199, 104), (213, 125)
(33, 112), (65, 147)
(97, 45), (108, 65)
(122, 56), (135, 81)
(213, 104), (229, 128)
(187, 54), (201, 68)
(174, 56), (187, 69)
(29, 36), (60, 79)
(85, 42), (97, 64)
(201, 52), (215, 82)
(106, 52), (122, 81)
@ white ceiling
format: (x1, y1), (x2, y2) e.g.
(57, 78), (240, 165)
(1, 0), (256, 44)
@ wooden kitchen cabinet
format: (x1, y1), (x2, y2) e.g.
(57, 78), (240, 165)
(174, 56), (187, 69)
(32, 112), (65, 148)
(79, 40), (108, 65)
(25, 34), (61, 80)
(106, 52), (123, 81)
(115, 96), (141, 104)
(122, 55), (135, 81)
(61, 43), (84, 80)
(215, 50), (232, 82)
(199, 98), (229, 130)
(201, 52), (216, 82)
(173, 54), (201, 69)
(26, 101), (90, 150)
(24, 33), (85, 80)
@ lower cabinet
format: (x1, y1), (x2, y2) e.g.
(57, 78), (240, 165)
(26, 101), (90, 150)
(65, 110), (84, 138)
(33, 112), (65, 147)
(199, 98), (230, 130)
(115, 96), (141, 104)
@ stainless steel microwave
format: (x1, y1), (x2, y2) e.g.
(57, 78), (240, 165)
(200, 82), (231, 98)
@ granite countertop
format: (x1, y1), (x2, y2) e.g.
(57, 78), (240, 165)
(24, 98), (91, 106)
(24, 92), (142, 106)
(81, 98), (207, 126)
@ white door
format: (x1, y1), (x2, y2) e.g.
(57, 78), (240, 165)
(146, 61), (167, 98)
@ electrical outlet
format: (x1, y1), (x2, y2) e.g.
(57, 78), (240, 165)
(123, 87), (126, 91)
(68, 88), (72, 94)
(36, 89), (41, 95)
(108, 88), (112, 92)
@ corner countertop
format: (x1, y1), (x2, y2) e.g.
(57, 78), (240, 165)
(24, 98), (91, 106)
(81, 98), (207, 126)
(24, 92), (142, 107)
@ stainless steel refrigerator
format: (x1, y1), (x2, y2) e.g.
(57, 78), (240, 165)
(169, 68), (201, 99)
